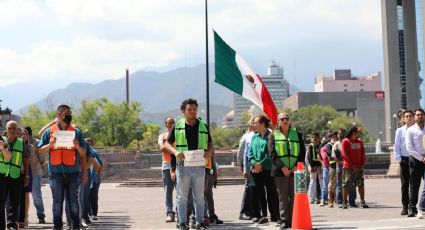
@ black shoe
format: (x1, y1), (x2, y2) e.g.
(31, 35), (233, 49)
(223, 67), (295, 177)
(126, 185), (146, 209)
(209, 215), (223, 224)
(408, 209), (416, 217)
(280, 222), (291, 230)
(349, 203), (358, 208)
(179, 223), (189, 230)
(239, 213), (251, 220)
(401, 207), (408, 215)
(270, 216), (280, 222)
(38, 218), (46, 224)
(84, 218), (92, 224)
(195, 223), (208, 230)
(257, 217), (269, 225)
(92, 216), (98, 221)
(252, 217), (260, 223)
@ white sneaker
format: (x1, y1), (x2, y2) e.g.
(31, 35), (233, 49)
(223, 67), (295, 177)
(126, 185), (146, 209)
(417, 211), (425, 219)
(319, 200), (325, 207)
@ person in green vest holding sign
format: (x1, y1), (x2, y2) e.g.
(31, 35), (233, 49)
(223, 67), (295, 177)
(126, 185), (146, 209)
(0, 120), (31, 230)
(161, 98), (213, 230)
(268, 113), (305, 230)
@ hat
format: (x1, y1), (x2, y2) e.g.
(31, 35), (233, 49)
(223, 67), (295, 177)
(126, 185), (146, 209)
(24, 126), (32, 136)
(345, 126), (361, 139)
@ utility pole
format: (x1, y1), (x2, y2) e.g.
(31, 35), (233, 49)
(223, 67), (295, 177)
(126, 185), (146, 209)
(126, 68), (130, 103)
(205, 0), (210, 126)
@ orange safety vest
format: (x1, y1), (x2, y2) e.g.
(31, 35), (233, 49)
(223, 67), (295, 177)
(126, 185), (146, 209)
(49, 124), (77, 166)
(161, 132), (172, 163)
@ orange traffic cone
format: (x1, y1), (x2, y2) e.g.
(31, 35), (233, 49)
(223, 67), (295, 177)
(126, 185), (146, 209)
(291, 162), (313, 230)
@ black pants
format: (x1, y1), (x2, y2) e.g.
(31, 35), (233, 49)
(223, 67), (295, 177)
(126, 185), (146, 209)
(400, 157), (410, 208)
(409, 156), (425, 211)
(240, 178), (252, 216)
(251, 170), (279, 219)
(0, 174), (23, 230)
(18, 174), (26, 223)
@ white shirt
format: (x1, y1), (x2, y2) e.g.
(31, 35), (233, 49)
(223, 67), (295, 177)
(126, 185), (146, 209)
(406, 123), (425, 161)
(394, 125), (410, 161)
(243, 131), (255, 174)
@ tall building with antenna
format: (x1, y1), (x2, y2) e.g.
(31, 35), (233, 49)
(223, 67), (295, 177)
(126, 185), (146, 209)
(231, 61), (290, 127)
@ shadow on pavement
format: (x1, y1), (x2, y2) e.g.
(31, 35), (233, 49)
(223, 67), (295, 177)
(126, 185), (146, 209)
(27, 211), (134, 230)
(86, 213), (133, 229)
(208, 222), (275, 229)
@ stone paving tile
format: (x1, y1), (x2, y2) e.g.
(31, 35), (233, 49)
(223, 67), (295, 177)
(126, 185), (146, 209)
(26, 178), (425, 229)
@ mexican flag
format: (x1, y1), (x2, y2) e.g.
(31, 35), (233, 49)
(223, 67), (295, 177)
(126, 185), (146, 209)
(214, 30), (278, 125)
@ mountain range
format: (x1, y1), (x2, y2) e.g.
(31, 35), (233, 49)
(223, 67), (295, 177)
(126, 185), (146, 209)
(4, 64), (301, 126)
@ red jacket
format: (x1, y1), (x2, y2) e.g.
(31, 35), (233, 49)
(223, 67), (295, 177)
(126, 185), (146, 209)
(320, 145), (330, 168)
(341, 138), (366, 169)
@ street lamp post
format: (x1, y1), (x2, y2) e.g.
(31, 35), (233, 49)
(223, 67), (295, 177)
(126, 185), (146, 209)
(392, 113), (398, 130)
(0, 103), (12, 133)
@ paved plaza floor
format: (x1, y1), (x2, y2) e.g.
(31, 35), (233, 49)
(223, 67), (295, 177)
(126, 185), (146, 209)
(27, 178), (425, 229)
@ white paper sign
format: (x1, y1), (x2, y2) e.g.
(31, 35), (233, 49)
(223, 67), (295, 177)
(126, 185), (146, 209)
(54, 131), (75, 148)
(183, 150), (205, 167)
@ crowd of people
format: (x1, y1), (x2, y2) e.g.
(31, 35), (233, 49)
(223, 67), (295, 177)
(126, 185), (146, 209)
(157, 98), (370, 230)
(234, 113), (369, 229)
(394, 108), (425, 218)
(0, 104), (103, 230)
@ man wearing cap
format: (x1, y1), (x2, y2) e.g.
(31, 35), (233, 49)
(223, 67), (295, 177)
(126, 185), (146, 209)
(341, 126), (368, 209)
(406, 108), (425, 218)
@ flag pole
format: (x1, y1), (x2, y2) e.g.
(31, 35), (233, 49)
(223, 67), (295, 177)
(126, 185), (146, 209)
(205, 0), (210, 127)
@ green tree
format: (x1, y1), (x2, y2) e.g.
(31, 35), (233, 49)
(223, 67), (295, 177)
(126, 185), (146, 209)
(20, 105), (55, 135)
(99, 101), (143, 147)
(328, 116), (370, 142)
(291, 105), (339, 138)
(211, 126), (244, 148)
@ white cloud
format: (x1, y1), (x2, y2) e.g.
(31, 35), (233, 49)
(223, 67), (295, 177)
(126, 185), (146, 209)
(0, 0), (382, 87)
(0, 36), (181, 85)
(0, 0), (45, 28)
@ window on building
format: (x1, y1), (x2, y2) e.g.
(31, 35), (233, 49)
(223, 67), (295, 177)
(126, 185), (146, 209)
(344, 89), (348, 92)
(360, 89), (364, 91)
(344, 84), (347, 87)
(360, 83), (364, 86)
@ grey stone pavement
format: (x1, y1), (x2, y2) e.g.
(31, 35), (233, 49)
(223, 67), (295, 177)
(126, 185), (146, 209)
(27, 178), (425, 229)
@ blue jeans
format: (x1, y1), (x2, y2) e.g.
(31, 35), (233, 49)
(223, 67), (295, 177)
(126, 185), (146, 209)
(89, 179), (101, 216)
(322, 167), (329, 201)
(308, 167), (323, 202)
(162, 169), (176, 215)
(32, 175), (45, 219)
(176, 163), (205, 225)
(50, 172), (80, 229)
(80, 170), (92, 221)
(336, 164), (343, 203)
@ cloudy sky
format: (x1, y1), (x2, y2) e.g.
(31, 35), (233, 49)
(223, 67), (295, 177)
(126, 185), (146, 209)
(0, 0), (383, 110)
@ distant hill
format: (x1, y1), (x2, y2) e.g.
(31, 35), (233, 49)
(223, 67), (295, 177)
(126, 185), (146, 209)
(16, 64), (301, 125)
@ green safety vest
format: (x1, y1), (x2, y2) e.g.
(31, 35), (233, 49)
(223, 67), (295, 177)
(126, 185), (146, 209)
(0, 137), (24, 179)
(274, 128), (300, 170)
(175, 118), (208, 152)
(311, 144), (320, 162)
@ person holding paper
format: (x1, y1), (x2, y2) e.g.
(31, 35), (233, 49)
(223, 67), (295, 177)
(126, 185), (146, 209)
(38, 104), (87, 230)
(161, 98), (213, 230)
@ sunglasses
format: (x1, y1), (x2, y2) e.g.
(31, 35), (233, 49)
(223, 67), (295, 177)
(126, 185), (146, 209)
(279, 117), (289, 121)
